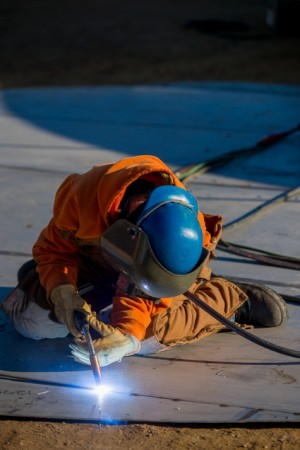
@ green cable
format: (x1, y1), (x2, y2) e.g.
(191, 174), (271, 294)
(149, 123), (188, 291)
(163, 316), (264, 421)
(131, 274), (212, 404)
(177, 124), (300, 269)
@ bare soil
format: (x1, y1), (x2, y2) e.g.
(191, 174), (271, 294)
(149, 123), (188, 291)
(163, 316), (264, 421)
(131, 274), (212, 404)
(1, 1), (300, 448)
(1, 0), (300, 88)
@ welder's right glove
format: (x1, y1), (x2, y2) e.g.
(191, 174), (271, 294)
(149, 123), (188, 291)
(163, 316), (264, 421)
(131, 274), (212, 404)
(50, 284), (93, 338)
(69, 318), (140, 367)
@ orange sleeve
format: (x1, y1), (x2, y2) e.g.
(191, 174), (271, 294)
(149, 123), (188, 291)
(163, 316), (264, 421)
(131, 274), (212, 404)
(111, 292), (172, 340)
(199, 211), (212, 248)
(32, 174), (82, 297)
(32, 219), (80, 298)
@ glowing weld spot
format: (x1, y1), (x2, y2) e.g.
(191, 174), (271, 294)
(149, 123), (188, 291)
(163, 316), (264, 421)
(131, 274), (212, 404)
(93, 384), (112, 398)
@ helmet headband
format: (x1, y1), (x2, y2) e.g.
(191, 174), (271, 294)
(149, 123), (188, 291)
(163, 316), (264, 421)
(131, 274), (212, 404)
(136, 185), (199, 226)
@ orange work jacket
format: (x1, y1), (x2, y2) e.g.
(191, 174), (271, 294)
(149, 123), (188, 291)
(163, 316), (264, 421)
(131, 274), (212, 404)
(32, 155), (213, 340)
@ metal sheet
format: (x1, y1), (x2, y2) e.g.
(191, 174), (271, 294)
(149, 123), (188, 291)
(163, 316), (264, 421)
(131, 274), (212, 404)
(0, 82), (299, 422)
(0, 300), (300, 422)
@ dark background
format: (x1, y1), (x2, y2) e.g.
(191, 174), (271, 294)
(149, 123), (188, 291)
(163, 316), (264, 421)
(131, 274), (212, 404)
(1, 0), (300, 88)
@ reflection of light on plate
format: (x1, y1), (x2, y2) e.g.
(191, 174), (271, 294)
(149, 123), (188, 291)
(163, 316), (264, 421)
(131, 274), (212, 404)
(93, 384), (112, 399)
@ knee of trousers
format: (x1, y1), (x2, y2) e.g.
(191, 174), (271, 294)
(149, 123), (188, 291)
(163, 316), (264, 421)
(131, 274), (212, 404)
(2, 287), (68, 340)
(147, 277), (247, 346)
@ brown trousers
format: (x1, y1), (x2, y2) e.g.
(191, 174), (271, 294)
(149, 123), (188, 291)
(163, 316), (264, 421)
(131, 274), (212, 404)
(146, 277), (247, 347)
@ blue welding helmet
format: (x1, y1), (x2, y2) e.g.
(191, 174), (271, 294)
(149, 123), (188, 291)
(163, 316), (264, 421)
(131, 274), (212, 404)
(136, 186), (203, 275)
(100, 186), (207, 300)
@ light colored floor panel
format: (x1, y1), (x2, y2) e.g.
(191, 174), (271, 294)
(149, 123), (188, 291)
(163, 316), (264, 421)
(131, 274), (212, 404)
(0, 82), (299, 422)
(0, 297), (299, 423)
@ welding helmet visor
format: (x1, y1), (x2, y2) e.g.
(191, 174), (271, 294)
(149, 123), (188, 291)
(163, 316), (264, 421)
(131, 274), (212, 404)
(100, 186), (207, 299)
(100, 219), (207, 299)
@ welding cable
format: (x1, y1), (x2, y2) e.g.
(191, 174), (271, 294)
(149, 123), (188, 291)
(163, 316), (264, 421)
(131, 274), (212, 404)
(211, 274), (300, 305)
(218, 239), (300, 271)
(280, 294), (300, 305)
(223, 185), (300, 232)
(0, 250), (32, 257)
(185, 290), (300, 359)
(0, 373), (91, 391)
(176, 123), (300, 182)
(176, 124), (300, 270)
(217, 184), (300, 270)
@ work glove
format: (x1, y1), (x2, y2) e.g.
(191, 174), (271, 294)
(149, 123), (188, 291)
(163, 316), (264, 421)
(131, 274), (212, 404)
(69, 317), (140, 367)
(50, 284), (93, 338)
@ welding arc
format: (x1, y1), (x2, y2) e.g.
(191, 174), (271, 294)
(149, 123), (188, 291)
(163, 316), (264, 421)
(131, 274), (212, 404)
(185, 290), (300, 359)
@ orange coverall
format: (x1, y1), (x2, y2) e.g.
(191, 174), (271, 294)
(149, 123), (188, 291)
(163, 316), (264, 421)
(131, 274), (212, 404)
(19, 155), (246, 345)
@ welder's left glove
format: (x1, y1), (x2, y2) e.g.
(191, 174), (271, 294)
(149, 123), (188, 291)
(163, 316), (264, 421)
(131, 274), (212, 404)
(69, 318), (140, 367)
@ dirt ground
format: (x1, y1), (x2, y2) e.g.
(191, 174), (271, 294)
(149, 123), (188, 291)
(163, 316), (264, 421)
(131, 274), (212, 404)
(1, 1), (300, 448)
(1, 0), (300, 87)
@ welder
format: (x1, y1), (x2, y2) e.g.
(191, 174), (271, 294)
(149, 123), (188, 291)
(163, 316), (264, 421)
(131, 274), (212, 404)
(2, 155), (288, 368)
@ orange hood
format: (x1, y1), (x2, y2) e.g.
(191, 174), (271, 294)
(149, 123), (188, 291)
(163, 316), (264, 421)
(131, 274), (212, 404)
(53, 155), (189, 240)
(33, 154), (211, 298)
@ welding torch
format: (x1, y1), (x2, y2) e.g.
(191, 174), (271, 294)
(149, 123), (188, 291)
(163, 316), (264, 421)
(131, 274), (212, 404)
(74, 285), (102, 386)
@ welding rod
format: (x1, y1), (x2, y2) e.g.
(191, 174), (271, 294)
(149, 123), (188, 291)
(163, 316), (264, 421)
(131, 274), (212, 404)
(81, 321), (103, 386)
(74, 310), (103, 386)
